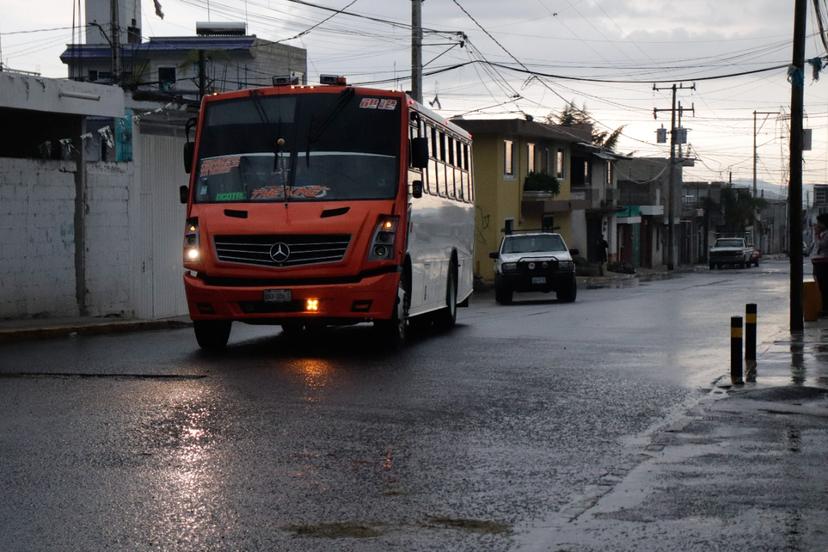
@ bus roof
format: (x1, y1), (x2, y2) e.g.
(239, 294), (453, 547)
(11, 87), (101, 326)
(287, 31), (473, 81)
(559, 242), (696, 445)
(200, 85), (471, 140)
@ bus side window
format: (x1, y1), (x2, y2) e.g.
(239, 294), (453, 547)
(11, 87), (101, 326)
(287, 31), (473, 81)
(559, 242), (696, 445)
(439, 132), (446, 162)
(430, 126), (438, 159)
(447, 137), (457, 199)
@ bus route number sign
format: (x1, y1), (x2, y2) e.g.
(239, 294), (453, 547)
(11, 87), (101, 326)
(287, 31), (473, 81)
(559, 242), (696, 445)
(263, 289), (292, 303)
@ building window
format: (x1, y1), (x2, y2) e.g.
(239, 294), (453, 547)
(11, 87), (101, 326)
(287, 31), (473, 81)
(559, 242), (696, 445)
(88, 69), (98, 82)
(527, 143), (535, 173)
(556, 148), (565, 179)
(504, 140), (514, 176)
(607, 161), (613, 185)
(543, 147), (550, 174)
(159, 67), (176, 91)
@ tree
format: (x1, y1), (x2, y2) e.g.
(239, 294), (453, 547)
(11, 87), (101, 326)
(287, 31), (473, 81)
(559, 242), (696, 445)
(546, 101), (625, 152)
(720, 187), (767, 232)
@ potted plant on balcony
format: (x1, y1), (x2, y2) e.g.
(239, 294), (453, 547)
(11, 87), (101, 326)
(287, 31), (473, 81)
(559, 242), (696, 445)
(523, 171), (560, 195)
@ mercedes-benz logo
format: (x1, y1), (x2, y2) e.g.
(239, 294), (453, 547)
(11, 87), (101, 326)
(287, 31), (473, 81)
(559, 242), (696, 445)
(269, 242), (291, 263)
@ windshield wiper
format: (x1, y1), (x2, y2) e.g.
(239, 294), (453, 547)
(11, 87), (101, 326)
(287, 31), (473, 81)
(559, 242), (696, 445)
(305, 88), (355, 167)
(249, 91), (290, 200)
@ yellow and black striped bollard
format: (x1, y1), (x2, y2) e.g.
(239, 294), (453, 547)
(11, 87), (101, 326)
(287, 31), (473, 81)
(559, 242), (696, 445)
(745, 304), (757, 382)
(731, 316), (744, 385)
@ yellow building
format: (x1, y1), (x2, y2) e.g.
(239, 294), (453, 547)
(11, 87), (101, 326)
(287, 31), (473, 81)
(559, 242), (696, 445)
(454, 118), (588, 283)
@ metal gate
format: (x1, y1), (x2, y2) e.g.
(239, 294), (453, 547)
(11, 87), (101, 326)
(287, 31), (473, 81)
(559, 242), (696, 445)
(135, 129), (189, 319)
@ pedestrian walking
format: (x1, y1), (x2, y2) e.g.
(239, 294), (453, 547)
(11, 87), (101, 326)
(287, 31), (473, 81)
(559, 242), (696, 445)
(597, 235), (609, 276)
(811, 213), (828, 315)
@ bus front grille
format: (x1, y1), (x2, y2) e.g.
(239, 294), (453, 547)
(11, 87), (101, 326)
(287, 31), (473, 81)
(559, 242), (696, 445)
(214, 234), (351, 268)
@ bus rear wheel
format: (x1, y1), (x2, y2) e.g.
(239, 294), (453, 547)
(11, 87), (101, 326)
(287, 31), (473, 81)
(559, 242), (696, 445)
(193, 320), (231, 351)
(435, 262), (458, 330)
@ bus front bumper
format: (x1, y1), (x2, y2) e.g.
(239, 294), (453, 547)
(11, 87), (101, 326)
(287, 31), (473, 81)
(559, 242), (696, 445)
(184, 271), (399, 323)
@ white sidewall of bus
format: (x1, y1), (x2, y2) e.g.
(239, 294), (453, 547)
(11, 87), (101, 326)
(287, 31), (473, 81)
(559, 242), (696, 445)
(405, 185), (474, 318)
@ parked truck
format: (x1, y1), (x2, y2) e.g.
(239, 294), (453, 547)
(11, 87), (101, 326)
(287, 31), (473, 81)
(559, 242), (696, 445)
(709, 237), (754, 269)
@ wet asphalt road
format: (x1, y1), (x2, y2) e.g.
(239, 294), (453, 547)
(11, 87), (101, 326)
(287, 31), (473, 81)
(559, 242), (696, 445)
(0, 261), (794, 551)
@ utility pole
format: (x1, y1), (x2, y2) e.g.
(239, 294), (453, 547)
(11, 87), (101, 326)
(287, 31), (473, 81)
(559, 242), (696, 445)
(110, 0), (121, 83)
(789, 0), (806, 332)
(753, 110), (780, 198)
(654, 83), (695, 270)
(198, 50), (206, 101)
(411, 0), (423, 103)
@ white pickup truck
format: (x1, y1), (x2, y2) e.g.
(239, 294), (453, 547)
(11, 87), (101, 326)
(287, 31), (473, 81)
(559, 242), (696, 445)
(709, 237), (754, 269)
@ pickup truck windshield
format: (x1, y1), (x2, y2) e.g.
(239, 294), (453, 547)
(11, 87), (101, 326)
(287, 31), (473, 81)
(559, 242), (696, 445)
(503, 235), (567, 254)
(715, 239), (745, 248)
(194, 93), (400, 203)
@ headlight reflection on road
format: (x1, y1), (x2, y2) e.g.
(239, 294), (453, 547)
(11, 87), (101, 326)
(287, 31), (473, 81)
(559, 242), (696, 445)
(294, 359), (334, 402)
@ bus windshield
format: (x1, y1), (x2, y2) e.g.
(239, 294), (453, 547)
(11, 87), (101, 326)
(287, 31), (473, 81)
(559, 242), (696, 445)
(194, 92), (401, 203)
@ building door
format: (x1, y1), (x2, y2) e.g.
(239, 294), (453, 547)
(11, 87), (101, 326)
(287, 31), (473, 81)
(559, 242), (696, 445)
(640, 218), (651, 268)
(586, 215), (603, 263)
(136, 130), (189, 319)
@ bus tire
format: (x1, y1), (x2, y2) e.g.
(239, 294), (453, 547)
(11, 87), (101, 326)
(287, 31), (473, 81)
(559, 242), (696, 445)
(376, 269), (410, 346)
(435, 260), (458, 330)
(193, 320), (231, 351)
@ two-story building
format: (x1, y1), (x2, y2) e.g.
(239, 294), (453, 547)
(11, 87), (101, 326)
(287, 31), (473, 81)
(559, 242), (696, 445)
(569, 142), (626, 264)
(62, 18), (306, 101)
(454, 117), (587, 283)
(614, 157), (683, 268)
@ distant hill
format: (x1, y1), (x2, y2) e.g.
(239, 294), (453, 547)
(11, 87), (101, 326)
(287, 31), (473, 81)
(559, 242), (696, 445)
(730, 179), (825, 204)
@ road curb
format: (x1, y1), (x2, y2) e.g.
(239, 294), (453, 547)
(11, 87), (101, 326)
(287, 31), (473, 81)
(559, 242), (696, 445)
(0, 319), (192, 343)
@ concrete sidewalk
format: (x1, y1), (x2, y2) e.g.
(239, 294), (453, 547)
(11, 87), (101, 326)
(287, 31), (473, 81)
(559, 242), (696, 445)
(0, 315), (191, 342)
(519, 318), (828, 551)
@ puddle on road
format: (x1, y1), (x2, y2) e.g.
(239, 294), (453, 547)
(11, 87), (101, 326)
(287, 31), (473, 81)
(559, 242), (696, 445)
(286, 522), (383, 539)
(423, 516), (512, 535)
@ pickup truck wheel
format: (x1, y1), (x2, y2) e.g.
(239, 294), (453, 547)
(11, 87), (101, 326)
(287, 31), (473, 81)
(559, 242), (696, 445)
(495, 283), (513, 305)
(556, 275), (577, 303)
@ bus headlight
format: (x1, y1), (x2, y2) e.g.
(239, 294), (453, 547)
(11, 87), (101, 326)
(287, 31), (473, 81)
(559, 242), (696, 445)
(183, 217), (201, 265)
(368, 215), (399, 260)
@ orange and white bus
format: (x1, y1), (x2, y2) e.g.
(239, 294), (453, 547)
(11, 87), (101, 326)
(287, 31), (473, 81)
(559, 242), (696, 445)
(180, 78), (475, 349)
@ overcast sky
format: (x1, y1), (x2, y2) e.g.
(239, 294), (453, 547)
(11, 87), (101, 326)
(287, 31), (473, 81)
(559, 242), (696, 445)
(3, 0), (828, 189)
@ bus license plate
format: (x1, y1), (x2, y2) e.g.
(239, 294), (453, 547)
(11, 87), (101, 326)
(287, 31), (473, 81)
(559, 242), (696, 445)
(263, 289), (292, 303)
(531, 276), (546, 285)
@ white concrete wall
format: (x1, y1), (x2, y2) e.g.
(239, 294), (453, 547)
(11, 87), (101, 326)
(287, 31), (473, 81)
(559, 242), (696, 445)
(0, 157), (138, 319)
(86, 162), (134, 316)
(570, 209), (588, 255)
(0, 158), (78, 318)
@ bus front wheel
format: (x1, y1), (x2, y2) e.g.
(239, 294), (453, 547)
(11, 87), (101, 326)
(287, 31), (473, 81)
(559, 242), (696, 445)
(193, 320), (231, 351)
(375, 273), (410, 346)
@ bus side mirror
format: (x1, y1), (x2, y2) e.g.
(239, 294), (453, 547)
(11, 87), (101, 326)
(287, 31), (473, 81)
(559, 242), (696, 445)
(412, 180), (423, 199)
(183, 142), (194, 174)
(411, 137), (428, 168)
(179, 185), (189, 204)
(489, 251), (499, 259)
